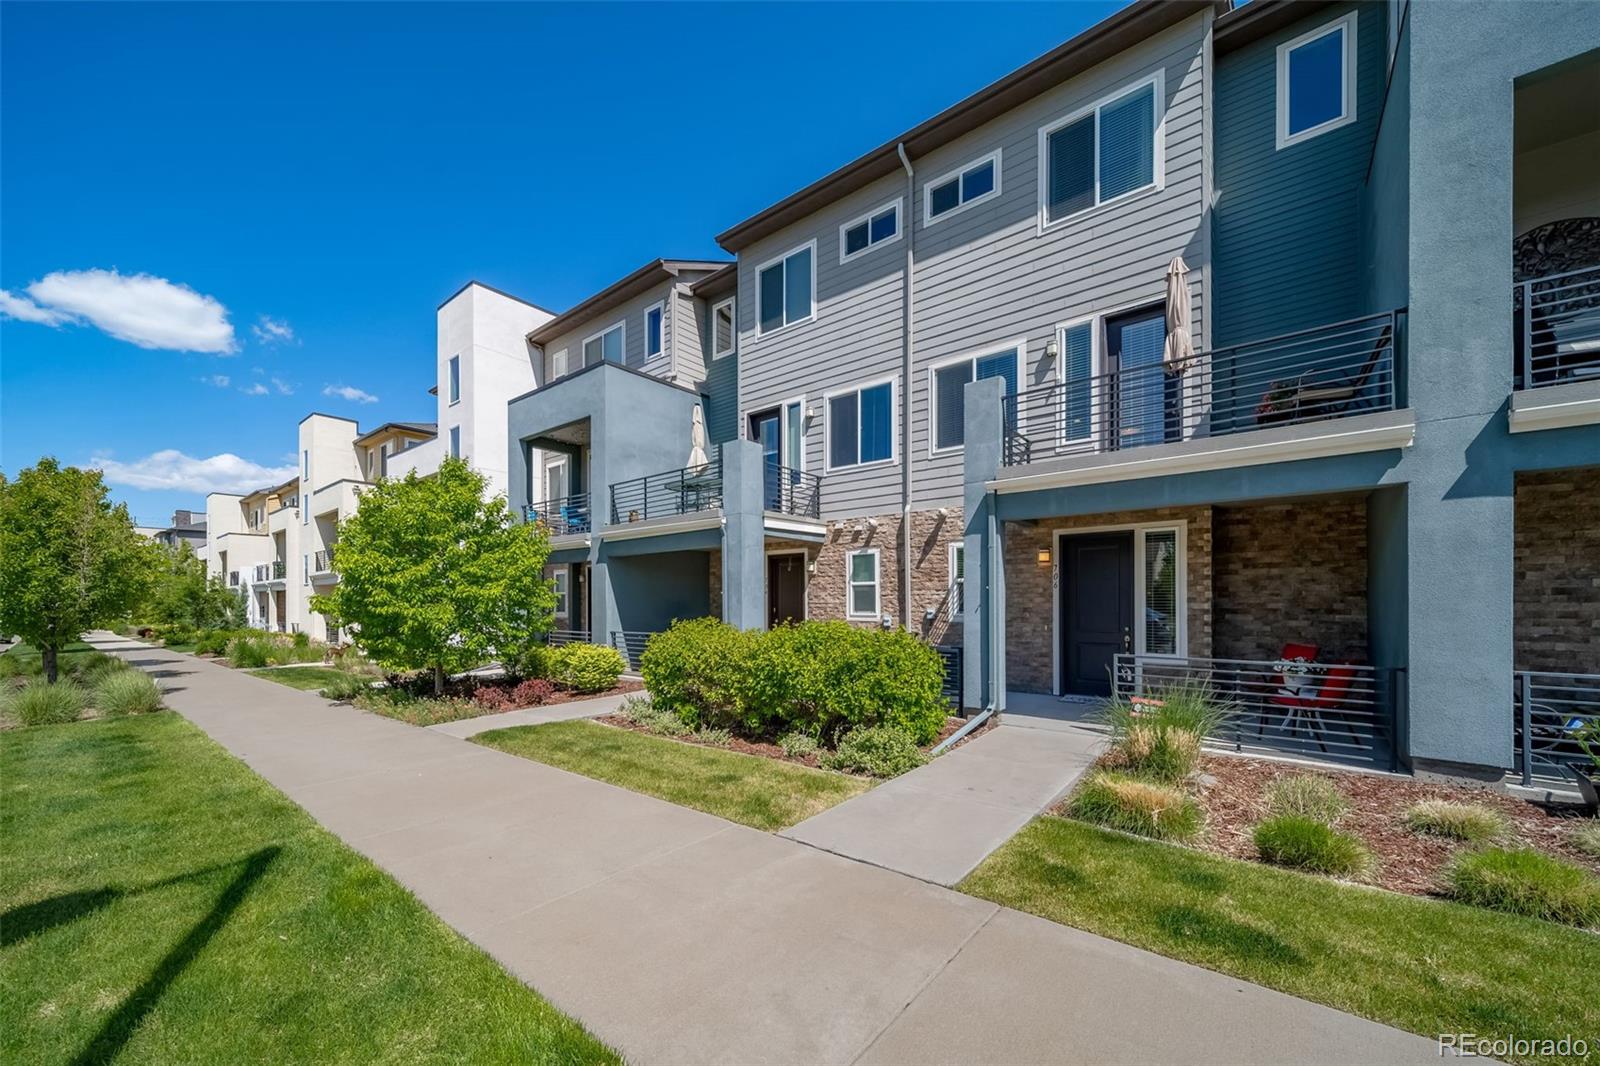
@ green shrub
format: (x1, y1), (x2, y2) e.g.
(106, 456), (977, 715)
(292, 630), (311, 649)
(1100, 682), (1224, 783)
(1447, 847), (1600, 927)
(618, 695), (691, 737)
(548, 643), (626, 693)
(320, 673), (374, 702)
(693, 726), (732, 746)
(194, 629), (237, 656)
(95, 670), (163, 716)
(227, 634), (271, 668)
(779, 731), (818, 759)
(1403, 800), (1508, 843)
(1575, 822), (1600, 859)
(516, 643), (551, 680)
(0, 652), (31, 679)
(639, 618), (757, 729)
(6, 679), (88, 726)
(1068, 772), (1204, 842)
(821, 726), (927, 778)
(1265, 775), (1349, 824)
(1253, 815), (1371, 877)
(75, 653), (129, 685)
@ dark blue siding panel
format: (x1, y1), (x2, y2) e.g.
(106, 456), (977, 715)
(1214, 1), (1388, 346)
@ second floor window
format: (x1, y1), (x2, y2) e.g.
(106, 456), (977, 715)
(827, 379), (894, 470)
(449, 426), (461, 458)
(931, 344), (1019, 452)
(1277, 12), (1356, 149)
(583, 322), (624, 366)
(645, 302), (664, 359)
(925, 150), (1000, 223)
(448, 355), (461, 404)
(711, 299), (735, 358)
(757, 242), (815, 335)
(1042, 75), (1159, 225)
(840, 199), (901, 262)
(551, 347), (569, 379)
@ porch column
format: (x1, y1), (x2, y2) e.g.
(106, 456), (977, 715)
(720, 439), (766, 630)
(962, 377), (1006, 713)
(590, 546), (619, 651)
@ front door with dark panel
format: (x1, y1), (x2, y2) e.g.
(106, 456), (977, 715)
(1060, 532), (1134, 696)
(768, 554), (805, 628)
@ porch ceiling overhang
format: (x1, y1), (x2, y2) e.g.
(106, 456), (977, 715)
(763, 514), (827, 543)
(1508, 378), (1600, 433)
(600, 518), (723, 556)
(547, 545), (590, 565)
(601, 511), (722, 544)
(988, 409), (1416, 495)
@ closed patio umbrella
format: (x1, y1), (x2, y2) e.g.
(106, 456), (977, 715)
(686, 404), (709, 472)
(1162, 256), (1196, 374)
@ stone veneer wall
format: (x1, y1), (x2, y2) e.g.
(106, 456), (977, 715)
(1212, 497), (1369, 663)
(1002, 507), (1215, 694)
(1515, 467), (1600, 675)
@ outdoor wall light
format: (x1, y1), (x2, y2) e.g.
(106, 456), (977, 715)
(1037, 548), (1052, 565)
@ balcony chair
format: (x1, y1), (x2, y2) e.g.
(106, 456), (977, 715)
(1266, 662), (1366, 754)
(1285, 322), (1392, 421)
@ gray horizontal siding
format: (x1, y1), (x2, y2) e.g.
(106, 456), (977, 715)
(538, 271), (719, 386)
(735, 10), (1212, 515)
(1213, 1), (1387, 347)
(699, 295), (740, 445)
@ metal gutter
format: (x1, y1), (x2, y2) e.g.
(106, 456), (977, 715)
(930, 705), (994, 756)
(897, 141), (916, 630)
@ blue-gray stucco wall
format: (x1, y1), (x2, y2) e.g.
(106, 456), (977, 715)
(1213, 1), (1387, 346)
(601, 550), (711, 634)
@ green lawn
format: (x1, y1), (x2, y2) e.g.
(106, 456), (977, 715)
(960, 816), (1600, 1066)
(1, 713), (617, 1064)
(246, 665), (360, 691)
(475, 720), (871, 831)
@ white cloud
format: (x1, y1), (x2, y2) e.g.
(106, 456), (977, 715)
(0, 288), (71, 326)
(323, 383), (379, 404)
(252, 315), (296, 345)
(204, 374), (231, 388)
(240, 382), (269, 396)
(271, 376), (295, 395)
(0, 269), (237, 353)
(91, 449), (296, 494)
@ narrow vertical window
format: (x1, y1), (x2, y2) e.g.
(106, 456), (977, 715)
(1142, 528), (1179, 655)
(712, 299), (735, 358)
(949, 542), (965, 615)
(448, 355), (461, 404)
(847, 549), (880, 619)
(449, 426), (461, 458)
(551, 348), (569, 379)
(645, 303), (664, 359)
(1060, 321), (1097, 443)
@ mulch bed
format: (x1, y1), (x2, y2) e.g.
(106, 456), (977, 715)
(1190, 753), (1600, 896)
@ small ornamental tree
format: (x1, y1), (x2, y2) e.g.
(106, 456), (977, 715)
(0, 459), (157, 682)
(310, 457), (555, 693)
(147, 541), (244, 631)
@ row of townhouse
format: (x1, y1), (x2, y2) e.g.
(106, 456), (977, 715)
(206, 0), (1598, 789)
(504, 0), (1600, 786)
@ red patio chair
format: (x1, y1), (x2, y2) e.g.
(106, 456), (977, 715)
(1270, 663), (1363, 753)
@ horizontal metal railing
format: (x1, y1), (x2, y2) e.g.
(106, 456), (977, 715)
(1112, 654), (1397, 769)
(935, 644), (962, 707)
(1517, 264), (1600, 388)
(1003, 310), (1404, 466)
(610, 458), (723, 525)
(609, 630), (655, 670)
(1514, 670), (1600, 786)
(252, 563), (271, 583)
(313, 547), (335, 573)
(523, 492), (592, 537)
(539, 629), (591, 646)
(764, 465), (822, 519)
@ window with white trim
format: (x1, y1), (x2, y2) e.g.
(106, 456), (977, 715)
(449, 426), (461, 459)
(931, 344), (1020, 452)
(448, 355), (461, 404)
(583, 322), (625, 366)
(645, 302), (664, 359)
(826, 379), (894, 470)
(1041, 75), (1160, 226)
(847, 549), (880, 619)
(552, 568), (569, 619)
(949, 542), (964, 616)
(1276, 12), (1357, 149)
(924, 150), (1000, 223)
(551, 347), (569, 379)
(1059, 319), (1099, 444)
(1142, 528), (1179, 655)
(757, 242), (814, 334)
(839, 199), (900, 262)
(711, 299), (735, 358)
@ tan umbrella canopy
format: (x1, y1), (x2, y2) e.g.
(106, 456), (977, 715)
(1162, 256), (1196, 374)
(687, 404), (709, 472)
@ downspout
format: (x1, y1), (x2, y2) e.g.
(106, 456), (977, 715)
(897, 141), (915, 629)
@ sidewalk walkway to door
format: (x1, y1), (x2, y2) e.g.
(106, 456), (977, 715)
(89, 633), (1441, 1066)
(782, 717), (1103, 885)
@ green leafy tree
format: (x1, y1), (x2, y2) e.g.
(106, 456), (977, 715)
(146, 542), (245, 630)
(0, 459), (157, 682)
(311, 457), (554, 693)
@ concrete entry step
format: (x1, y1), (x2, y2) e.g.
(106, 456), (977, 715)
(780, 723), (1104, 886)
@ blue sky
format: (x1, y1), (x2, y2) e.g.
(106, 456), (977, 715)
(1, 1), (1119, 524)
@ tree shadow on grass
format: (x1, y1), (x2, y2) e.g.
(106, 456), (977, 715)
(69, 846), (279, 1066)
(1152, 905), (1304, 967)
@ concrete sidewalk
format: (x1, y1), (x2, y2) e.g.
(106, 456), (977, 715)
(782, 721), (1102, 885)
(92, 633), (1442, 1066)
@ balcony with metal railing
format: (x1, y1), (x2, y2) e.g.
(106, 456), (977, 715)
(1509, 265), (1600, 432)
(311, 547), (337, 581)
(523, 492), (592, 538)
(997, 311), (1409, 483)
(763, 465), (822, 519)
(609, 458), (723, 526)
(1514, 670), (1600, 791)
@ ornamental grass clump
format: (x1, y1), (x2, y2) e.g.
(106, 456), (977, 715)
(94, 669), (163, 716)
(1100, 682), (1223, 784)
(1446, 847), (1600, 927)
(1575, 822), (1600, 860)
(1068, 771), (1204, 842)
(1253, 815), (1371, 878)
(6, 678), (88, 726)
(1265, 775), (1349, 824)
(319, 672), (374, 702)
(1403, 800), (1509, 844)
